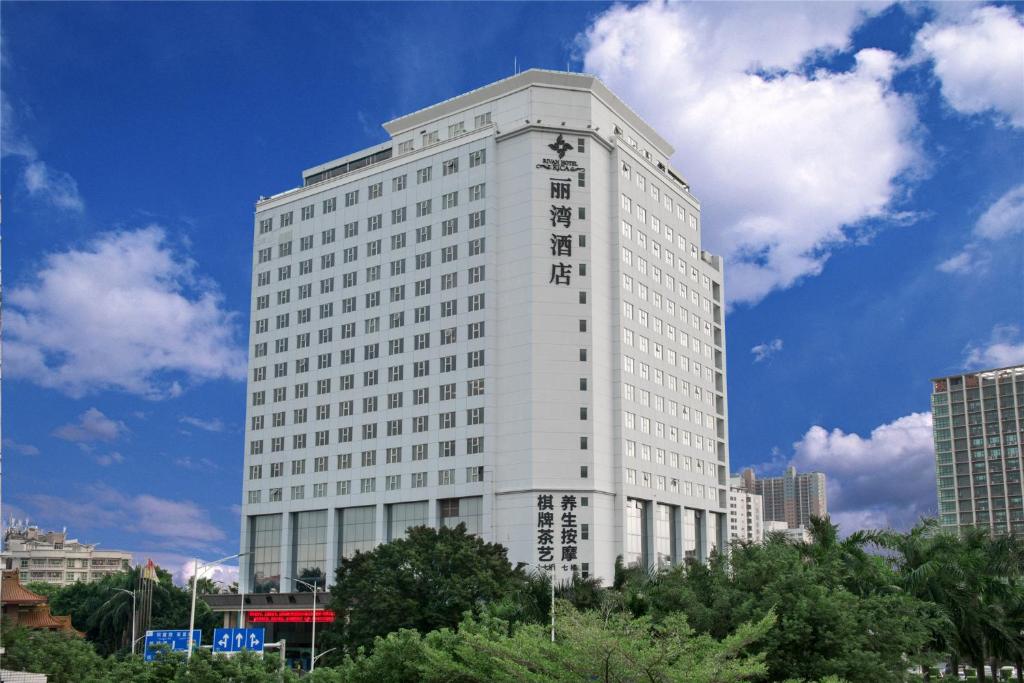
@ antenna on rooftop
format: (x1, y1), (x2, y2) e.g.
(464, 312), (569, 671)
(514, 57), (518, 75)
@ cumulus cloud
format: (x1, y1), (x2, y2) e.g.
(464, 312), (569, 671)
(179, 416), (226, 432)
(751, 338), (784, 362)
(789, 412), (936, 531)
(180, 559), (240, 588)
(964, 324), (1024, 369)
(939, 183), (1024, 274)
(23, 484), (227, 548)
(95, 451), (126, 467)
(582, 1), (922, 305)
(173, 456), (219, 471)
(53, 408), (127, 443)
(975, 184), (1024, 241)
(1, 97), (84, 212)
(5, 227), (247, 398)
(2, 440), (40, 456)
(915, 5), (1024, 128)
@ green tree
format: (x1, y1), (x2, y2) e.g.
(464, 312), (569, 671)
(331, 603), (772, 683)
(326, 524), (529, 654)
(1, 625), (296, 683)
(1, 627), (110, 683)
(880, 520), (1024, 683)
(47, 564), (219, 655)
(24, 580), (63, 600)
(626, 518), (935, 683)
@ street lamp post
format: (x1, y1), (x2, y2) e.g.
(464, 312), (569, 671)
(188, 552), (247, 660)
(283, 575), (321, 671)
(528, 563), (556, 642)
(110, 588), (137, 655)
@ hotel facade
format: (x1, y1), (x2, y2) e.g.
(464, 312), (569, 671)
(238, 70), (730, 593)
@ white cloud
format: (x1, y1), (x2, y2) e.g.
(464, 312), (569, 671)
(2, 438), (40, 456)
(964, 324), (1024, 369)
(173, 456), (219, 471)
(53, 408), (127, 443)
(179, 416), (226, 432)
(180, 559), (240, 589)
(95, 451), (125, 467)
(789, 412), (936, 531)
(751, 338), (784, 362)
(975, 184), (1024, 241)
(939, 184), (1024, 274)
(582, 1), (922, 305)
(23, 484), (227, 548)
(5, 227), (246, 398)
(23, 160), (85, 212)
(1, 96), (84, 212)
(936, 247), (987, 275)
(916, 5), (1024, 128)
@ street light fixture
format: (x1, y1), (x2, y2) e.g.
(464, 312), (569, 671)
(282, 575), (324, 672)
(109, 587), (137, 655)
(187, 552), (247, 660)
(527, 563), (557, 642)
(212, 579), (247, 629)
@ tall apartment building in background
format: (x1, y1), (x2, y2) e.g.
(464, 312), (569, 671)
(239, 70), (730, 593)
(2, 522), (132, 586)
(737, 466), (827, 530)
(727, 478), (763, 543)
(931, 364), (1024, 537)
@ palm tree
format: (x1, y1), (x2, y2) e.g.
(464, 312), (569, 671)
(879, 520), (1024, 683)
(798, 515), (894, 597)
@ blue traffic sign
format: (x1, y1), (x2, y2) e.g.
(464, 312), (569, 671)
(143, 629), (201, 661)
(213, 627), (265, 653)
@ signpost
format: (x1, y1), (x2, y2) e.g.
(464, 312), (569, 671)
(212, 627), (265, 654)
(143, 629), (201, 661)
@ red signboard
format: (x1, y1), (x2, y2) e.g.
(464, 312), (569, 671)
(246, 609), (336, 623)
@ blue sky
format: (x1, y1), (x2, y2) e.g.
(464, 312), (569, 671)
(2, 2), (1022, 581)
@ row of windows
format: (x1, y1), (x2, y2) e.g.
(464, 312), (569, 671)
(622, 351), (717, 413)
(253, 326), (486, 385)
(396, 114), (491, 154)
(254, 289), (486, 335)
(260, 213), (486, 267)
(622, 323), (717, 379)
(258, 153), (488, 234)
(622, 379), (718, 423)
(623, 409), (720, 454)
(623, 301), (717, 388)
(624, 440), (719, 481)
(621, 219), (715, 298)
(619, 168), (695, 230)
(251, 348), (486, 402)
(251, 381), (486, 432)
(248, 409), (486, 451)
(625, 468), (719, 500)
(256, 229), (487, 276)
(249, 409), (487, 453)
(247, 466), (485, 503)
(257, 266), (486, 327)
(248, 439), (486, 479)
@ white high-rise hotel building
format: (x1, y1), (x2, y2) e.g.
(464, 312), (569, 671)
(239, 70), (729, 592)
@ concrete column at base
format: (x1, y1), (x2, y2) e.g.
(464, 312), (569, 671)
(641, 499), (655, 572)
(697, 510), (710, 564)
(671, 505), (684, 566)
(324, 508), (339, 589)
(279, 512), (292, 593)
(427, 497), (438, 529)
(375, 503), (386, 548)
